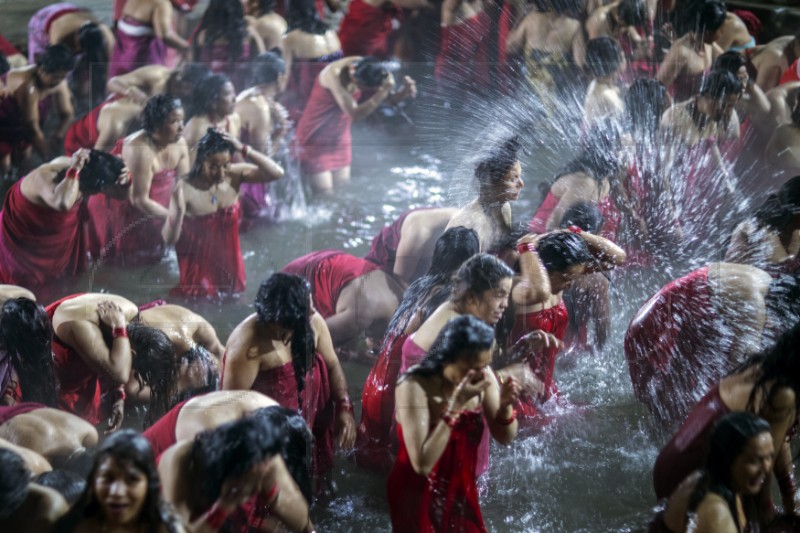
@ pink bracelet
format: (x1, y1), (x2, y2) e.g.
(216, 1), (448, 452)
(66, 167), (80, 180)
(241, 144), (250, 159)
(516, 242), (536, 255)
(335, 396), (354, 415)
(567, 225), (583, 235)
(204, 501), (230, 529)
(496, 409), (517, 426)
(112, 326), (128, 339)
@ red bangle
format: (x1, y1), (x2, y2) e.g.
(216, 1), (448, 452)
(335, 396), (354, 414)
(567, 225), (583, 235)
(204, 501), (230, 529)
(496, 409), (517, 426)
(516, 242), (535, 255)
(66, 167), (80, 180)
(441, 411), (460, 428)
(241, 145), (250, 159)
(112, 326), (128, 339)
(115, 384), (126, 402)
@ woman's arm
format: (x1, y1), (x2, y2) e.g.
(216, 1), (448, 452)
(511, 233), (551, 306)
(326, 67), (395, 121)
(219, 329), (261, 391)
(221, 132), (284, 186)
(579, 231), (627, 272)
(124, 144), (169, 218)
(38, 154), (82, 212)
(154, 0), (189, 52)
(483, 370), (518, 445)
(161, 181), (186, 246)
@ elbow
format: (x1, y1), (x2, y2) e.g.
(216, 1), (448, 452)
(130, 196), (149, 211)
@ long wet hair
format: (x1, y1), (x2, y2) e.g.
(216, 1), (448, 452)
(191, 73), (231, 119)
(127, 323), (178, 426)
(688, 413), (771, 530)
(749, 176), (800, 231)
(353, 57), (389, 88)
(475, 136), (522, 199)
(586, 37), (623, 79)
(188, 415), (282, 505)
(142, 93), (183, 136)
(194, 0), (249, 63)
(624, 78), (669, 145)
(0, 449), (30, 520)
(58, 430), (181, 533)
(287, 0), (329, 34)
(699, 70), (743, 99)
(73, 22), (108, 108)
(451, 253), (515, 308)
(382, 226), (480, 353)
(537, 232), (595, 273)
(37, 44), (77, 74)
(251, 406), (313, 503)
(401, 315), (495, 380)
(254, 273), (315, 411)
(188, 129), (234, 182)
(0, 298), (59, 407)
(175, 345), (220, 402)
(675, 0), (726, 38)
(54, 149), (126, 196)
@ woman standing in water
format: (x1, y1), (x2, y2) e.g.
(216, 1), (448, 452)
(388, 315), (519, 533)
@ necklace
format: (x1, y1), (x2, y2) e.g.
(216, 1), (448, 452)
(209, 183), (219, 205)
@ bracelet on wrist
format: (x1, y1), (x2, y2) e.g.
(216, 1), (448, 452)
(516, 242), (536, 255)
(441, 410), (460, 429)
(66, 167), (80, 180)
(567, 225), (583, 235)
(241, 144), (250, 159)
(112, 326), (128, 339)
(114, 384), (126, 402)
(335, 396), (354, 415)
(496, 408), (517, 426)
(204, 501), (230, 529)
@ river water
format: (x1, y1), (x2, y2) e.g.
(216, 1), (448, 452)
(0, 1), (778, 531)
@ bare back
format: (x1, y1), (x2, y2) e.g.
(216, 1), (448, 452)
(174, 390), (277, 441)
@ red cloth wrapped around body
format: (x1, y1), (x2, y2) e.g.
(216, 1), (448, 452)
(141, 399), (190, 461)
(109, 15), (168, 77)
(0, 402), (46, 425)
(0, 180), (89, 286)
(387, 408), (488, 533)
(434, 12), (492, 94)
(280, 50), (344, 123)
(339, 0), (400, 59)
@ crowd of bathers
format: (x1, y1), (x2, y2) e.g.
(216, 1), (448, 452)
(0, 0), (800, 531)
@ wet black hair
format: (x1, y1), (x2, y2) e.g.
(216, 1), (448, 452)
(586, 37), (624, 78)
(625, 78), (669, 142)
(287, 0), (329, 34)
(188, 129), (234, 181)
(536, 232), (594, 272)
(451, 253), (514, 307)
(142, 93), (183, 136)
(252, 49), (285, 86)
(34, 470), (86, 506)
(0, 298), (59, 407)
(751, 177), (800, 231)
(382, 226), (480, 353)
(259, 0), (277, 14)
(676, 0), (727, 37)
(688, 413), (771, 530)
(0, 449), (30, 520)
(172, 64), (212, 117)
(0, 53), (9, 76)
(194, 0), (248, 63)
(192, 73), (232, 118)
(713, 51), (746, 75)
(175, 345), (220, 402)
(61, 430), (181, 533)
(556, 121), (622, 182)
(475, 136), (522, 197)
(127, 322), (178, 426)
(189, 415), (282, 504)
(254, 273), (315, 411)
(75, 23), (108, 108)
(54, 149), (126, 196)
(617, 0), (648, 27)
(402, 314), (495, 379)
(560, 202), (604, 234)
(354, 57), (389, 88)
(37, 44), (76, 74)
(251, 406), (313, 503)
(699, 69), (743, 99)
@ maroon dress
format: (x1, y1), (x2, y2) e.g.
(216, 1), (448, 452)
(280, 49), (344, 123)
(338, 0), (400, 59)
(363, 208), (433, 274)
(109, 15), (168, 77)
(434, 12), (492, 95)
(387, 407), (487, 533)
(141, 399), (190, 461)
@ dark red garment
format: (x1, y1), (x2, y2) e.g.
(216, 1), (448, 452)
(109, 15), (168, 78)
(63, 96), (123, 155)
(240, 351), (335, 476)
(0, 95), (34, 157)
(294, 80), (358, 174)
(624, 266), (729, 425)
(400, 335), (427, 374)
(280, 50), (344, 123)
(142, 399), (190, 461)
(170, 203), (245, 298)
(364, 207), (432, 273)
(282, 250), (380, 318)
(0, 180), (89, 286)
(780, 59), (799, 85)
(528, 191), (620, 241)
(434, 12), (492, 94)
(195, 39), (251, 92)
(509, 301), (569, 419)
(0, 35), (21, 57)
(87, 141), (175, 267)
(0, 402), (45, 425)
(355, 332), (407, 473)
(652, 384), (730, 499)
(46, 294), (105, 425)
(339, 0), (400, 59)
(387, 408), (487, 533)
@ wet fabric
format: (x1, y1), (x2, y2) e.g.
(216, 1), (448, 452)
(281, 49), (344, 123)
(171, 203), (245, 298)
(46, 294), (106, 425)
(27, 3), (83, 63)
(195, 39), (251, 92)
(339, 0), (400, 59)
(0, 402), (46, 426)
(364, 207), (434, 274)
(282, 250), (379, 318)
(109, 15), (167, 78)
(142, 399), (190, 460)
(294, 79), (359, 174)
(242, 351), (334, 476)
(356, 332), (407, 473)
(434, 12), (492, 95)
(87, 140), (175, 267)
(387, 408), (487, 533)
(0, 180), (89, 286)
(624, 266), (732, 425)
(652, 384), (730, 499)
(780, 59), (800, 85)
(0, 35), (21, 58)
(63, 95), (123, 155)
(509, 301), (569, 419)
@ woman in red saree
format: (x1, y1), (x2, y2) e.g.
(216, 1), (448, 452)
(388, 315), (519, 533)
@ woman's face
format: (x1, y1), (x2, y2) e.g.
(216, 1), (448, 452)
(445, 348), (492, 385)
(94, 456), (149, 526)
(491, 161), (524, 203)
(215, 82), (237, 116)
(736, 65), (749, 94)
(548, 263), (587, 294)
(219, 458), (271, 507)
(729, 432), (774, 496)
(158, 108), (185, 143)
(202, 151), (232, 183)
(470, 278), (512, 325)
